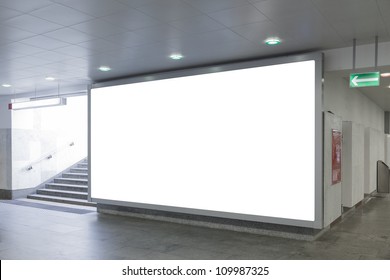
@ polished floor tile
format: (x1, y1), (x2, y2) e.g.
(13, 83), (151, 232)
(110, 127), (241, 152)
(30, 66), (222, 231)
(1, 195), (390, 260)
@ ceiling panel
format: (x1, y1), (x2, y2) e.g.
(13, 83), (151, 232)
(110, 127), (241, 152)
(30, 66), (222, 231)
(128, 40), (180, 60)
(311, 0), (380, 22)
(231, 20), (293, 44)
(136, 0), (202, 22)
(54, 45), (92, 58)
(209, 4), (268, 28)
(78, 39), (124, 53)
(271, 9), (345, 48)
(0, 48), (26, 61)
(253, 0), (315, 20)
(71, 18), (128, 38)
(4, 14), (63, 34)
(104, 31), (146, 48)
(9, 55), (52, 67)
(118, 0), (167, 8)
(87, 48), (137, 66)
(7, 69), (37, 80)
(168, 15), (225, 34)
(0, 26), (35, 44)
(183, 0), (246, 13)
(20, 35), (69, 50)
(1, 42), (46, 56)
(101, 9), (160, 31)
(45, 28), (97, 44)
(30, 3), (94, 26)
(62, 58), (88, 69)
(0, 0), (53, 13)
(159, 29), (245, 52)
(0, 6), (23, 21)
(32, 51), (75, 63)
(129, 24), (189, 45)
(2, 59), (34, 70)
(53, 0), (130, 17)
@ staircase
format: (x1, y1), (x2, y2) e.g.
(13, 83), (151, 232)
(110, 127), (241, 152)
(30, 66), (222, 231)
(27, 158), (95, 207)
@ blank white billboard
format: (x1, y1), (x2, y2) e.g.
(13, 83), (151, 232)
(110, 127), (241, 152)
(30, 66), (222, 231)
(91, 58), (318, 223)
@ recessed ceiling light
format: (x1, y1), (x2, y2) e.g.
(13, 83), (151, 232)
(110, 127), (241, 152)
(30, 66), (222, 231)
(381, 73), (390, 77)
(98, 66), (111, 72)
(45, 76), (56, 81)
(2, 84), (12, 88)
(265, 37), (281, 46)
(169, 53), (184, 60)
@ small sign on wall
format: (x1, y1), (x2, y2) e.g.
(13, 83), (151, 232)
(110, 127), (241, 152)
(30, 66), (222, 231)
(332, 129), (342, 185)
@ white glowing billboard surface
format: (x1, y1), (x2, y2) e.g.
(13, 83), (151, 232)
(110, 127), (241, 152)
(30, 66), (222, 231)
(91, 59), (317, 223)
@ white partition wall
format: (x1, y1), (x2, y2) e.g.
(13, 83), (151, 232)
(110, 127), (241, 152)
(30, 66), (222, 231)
(90, 53), (323, 229)
(342, 121), (364, 208)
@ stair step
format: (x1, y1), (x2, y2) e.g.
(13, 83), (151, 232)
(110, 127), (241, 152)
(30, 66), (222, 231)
(62, 173), (88, 179)
(70, 167), (88, 173)
(27, 194), (95, 207)
(26, 157), (95, 208)
(37, 189), (88, 200)
(46, 183), (88, 192)
(54, 178), (88, 185)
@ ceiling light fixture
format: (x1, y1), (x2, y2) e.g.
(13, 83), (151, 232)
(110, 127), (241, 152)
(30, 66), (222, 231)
(98, 66), (111, 72)
(2, 84), (12, 88)
(265, 37), (281, 46)
(45, 76), (56, 81)
(8, 97), (67, 110)
(169, 53), (184, 60)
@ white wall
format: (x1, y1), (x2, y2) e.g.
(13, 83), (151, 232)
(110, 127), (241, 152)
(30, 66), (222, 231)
(11, 95), (87, 190)
(385, 135), (390, 166)
(0, 97), (12, 191)
(324, 41), (390, 72)
(342, 121), (364, 207)
(0, 97), (11, 129)
(324, 72), (385, 197)
(324, 73), (384, 131)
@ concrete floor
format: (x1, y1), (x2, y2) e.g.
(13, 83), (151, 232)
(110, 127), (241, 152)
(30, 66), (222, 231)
(0, 195), (390, 260)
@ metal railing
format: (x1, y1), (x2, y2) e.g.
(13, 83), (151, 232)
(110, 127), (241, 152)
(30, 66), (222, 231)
(377, 160), (390, 193)
(25, 141), (75, 171)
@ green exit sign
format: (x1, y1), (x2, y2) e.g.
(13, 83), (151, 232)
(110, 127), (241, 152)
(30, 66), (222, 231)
(350, 72), (380, 88)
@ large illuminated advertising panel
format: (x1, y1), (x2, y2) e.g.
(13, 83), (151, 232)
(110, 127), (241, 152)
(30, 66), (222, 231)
(90, 53), (323, 228)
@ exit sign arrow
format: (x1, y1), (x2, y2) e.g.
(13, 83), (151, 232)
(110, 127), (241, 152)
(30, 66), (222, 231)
(350, 72), (380, 88)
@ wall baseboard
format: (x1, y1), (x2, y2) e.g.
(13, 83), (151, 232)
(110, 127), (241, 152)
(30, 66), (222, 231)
(97, 203), (327, 241)
(0, 187), (41, 200)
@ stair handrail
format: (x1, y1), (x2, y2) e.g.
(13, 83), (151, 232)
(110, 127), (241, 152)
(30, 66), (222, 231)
(377, 160), (389, 169)
(25, 141), (75, 171)
(377, 160), (390, 193)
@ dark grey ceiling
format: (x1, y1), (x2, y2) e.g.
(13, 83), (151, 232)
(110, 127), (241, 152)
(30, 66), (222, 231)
(1, 0), (390, 97)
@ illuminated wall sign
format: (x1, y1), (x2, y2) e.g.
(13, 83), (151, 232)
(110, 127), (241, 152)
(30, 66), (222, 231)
(90, 53), (323, 229)
(350, 72), (380, 88)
